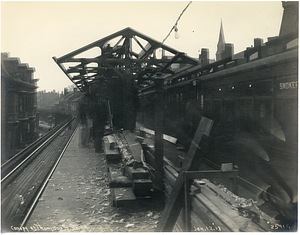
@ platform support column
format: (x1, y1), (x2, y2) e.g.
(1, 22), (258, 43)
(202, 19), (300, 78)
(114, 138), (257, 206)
(154, 75), (165, 191)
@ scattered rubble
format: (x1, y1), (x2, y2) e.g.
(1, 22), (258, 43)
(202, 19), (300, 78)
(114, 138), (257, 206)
(27, 140), (164, 232)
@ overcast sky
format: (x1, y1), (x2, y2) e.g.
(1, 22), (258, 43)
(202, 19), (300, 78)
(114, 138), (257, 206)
(1, 1), (284, 92)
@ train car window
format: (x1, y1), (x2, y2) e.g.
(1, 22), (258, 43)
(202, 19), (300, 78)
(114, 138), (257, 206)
(249, 52), (258, 61)
(287, 39), (298, 50)
(213, 100), (222, 120)
(239, 82), (253, 97)
(223, 100), (236, 122)
(255, 99), (272, 118)
(223, 85), (237, 98)
(167, 94), (170, 103)
(212, 87), (222, 98)
(203, 99), (212, 118)
(256, 99), (273, 135)
(204, 86), (213, 98)
(238, 99), (253, 131)
(218, 64), (224, 71)
(276, 98), (298, 144)
(255, 80), (273, 96)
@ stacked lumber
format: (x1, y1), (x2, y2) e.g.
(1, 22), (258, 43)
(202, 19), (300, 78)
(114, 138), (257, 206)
(104, 135), (136, 207)
(121, 131), (153, 198)
(103, 136), (121, 162)
(104, 133), (153, 207)
(164, 163), (277, 232)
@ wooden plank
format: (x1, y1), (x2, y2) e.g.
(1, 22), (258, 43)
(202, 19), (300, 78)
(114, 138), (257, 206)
(143, 137), (181, 169)
(107, 165), (123, 179)
(192, 193), (235, 232)
(165, 164), (179, 178)
(133, 179), (153, 196)
(106, 135), (116, 149)
(164, 169), (176, 188)
(144, 149), (155, 169)
(104, 139), (121, 162)
(124, 166), (149, 180)
(123, 130), (142, 162)
(111, 187), (136, 207)
(156, 117), (213, 232)
(139, 127), (178, 144)
(196, 187), (242, 231)
(107, 165), (133, 188)
(202, 179), (273, 231)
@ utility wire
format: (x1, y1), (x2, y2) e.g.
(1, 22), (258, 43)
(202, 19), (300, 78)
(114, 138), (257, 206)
(161, 1), (193, 44)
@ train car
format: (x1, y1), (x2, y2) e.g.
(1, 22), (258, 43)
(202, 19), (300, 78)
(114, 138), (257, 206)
(137, 5), (298, 227)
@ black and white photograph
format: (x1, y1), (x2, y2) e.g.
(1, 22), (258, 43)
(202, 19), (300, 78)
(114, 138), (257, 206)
(1, 1), (298, 232)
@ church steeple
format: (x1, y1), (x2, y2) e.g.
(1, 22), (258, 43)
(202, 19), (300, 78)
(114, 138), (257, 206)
(216, 20), (226, 61)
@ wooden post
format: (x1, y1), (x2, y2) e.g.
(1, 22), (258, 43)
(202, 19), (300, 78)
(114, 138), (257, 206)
(184, 172), (192, 232)
(154, 75), (165, 191)
(156, 117), (214, 232)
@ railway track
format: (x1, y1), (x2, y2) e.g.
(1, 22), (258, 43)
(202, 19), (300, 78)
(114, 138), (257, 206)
(1, 117), (78, 232)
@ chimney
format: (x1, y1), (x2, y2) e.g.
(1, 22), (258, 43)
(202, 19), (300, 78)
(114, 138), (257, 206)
(222, 43), (234, 59)
(254, 38), (264, 47)
(279, 1), (298, 37)
(199, 48), (210, 67)
(64, 88), (68, 95)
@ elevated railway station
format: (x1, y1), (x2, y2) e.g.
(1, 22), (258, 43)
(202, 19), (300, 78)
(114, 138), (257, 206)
(1, 1), (298, 232)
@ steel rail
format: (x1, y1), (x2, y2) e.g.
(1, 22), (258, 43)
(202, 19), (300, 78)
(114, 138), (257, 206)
(20, 123), (78, 227)
(1, 117), (74, 183)
(1, 118), (70, 168)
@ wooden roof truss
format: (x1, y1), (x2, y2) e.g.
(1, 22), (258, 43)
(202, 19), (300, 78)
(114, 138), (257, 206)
(53, 27), (198, 92)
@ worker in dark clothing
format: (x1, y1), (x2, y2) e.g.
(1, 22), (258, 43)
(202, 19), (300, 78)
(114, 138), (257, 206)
(79, 101), (87, 124)
(94, 99), (109, 153)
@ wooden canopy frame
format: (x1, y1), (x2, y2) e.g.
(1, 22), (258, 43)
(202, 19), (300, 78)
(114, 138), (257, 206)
(53, 27), (198, 92)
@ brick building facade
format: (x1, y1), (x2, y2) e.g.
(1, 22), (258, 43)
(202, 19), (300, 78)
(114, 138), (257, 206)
(1, 53), (39, 161)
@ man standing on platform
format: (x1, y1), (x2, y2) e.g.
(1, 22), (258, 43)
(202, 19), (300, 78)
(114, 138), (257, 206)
(94, 98), (108, 153)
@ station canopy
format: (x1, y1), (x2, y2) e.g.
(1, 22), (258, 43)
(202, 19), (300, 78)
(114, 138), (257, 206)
(53, 27), (199, 93)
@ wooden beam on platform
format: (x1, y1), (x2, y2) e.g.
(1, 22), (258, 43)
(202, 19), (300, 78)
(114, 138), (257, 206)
(156, 117), (214, 232)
